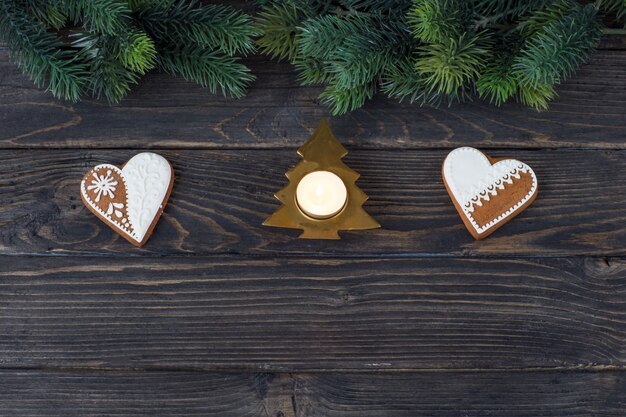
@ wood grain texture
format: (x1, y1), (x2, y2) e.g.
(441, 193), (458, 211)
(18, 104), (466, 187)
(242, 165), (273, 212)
(1, 256), (624, 370)
(0, 48), (625, 149)
(1, 149), (624, 256)
(0, 371), (269, 417)
(1, 18), (625, 413)
(290, 371), (626, 417)
(0, 370), (625, 417)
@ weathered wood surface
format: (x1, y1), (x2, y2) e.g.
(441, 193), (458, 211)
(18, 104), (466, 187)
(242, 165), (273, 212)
(1, 370), (624, 417)
(0, 24), (625, 415)
(1, 149), (625, 256)
(0, 48), (625, 150)
(1, 256), (624, 370)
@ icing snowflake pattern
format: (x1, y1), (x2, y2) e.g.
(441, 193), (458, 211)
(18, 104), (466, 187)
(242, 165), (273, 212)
(87, 170), (118, 202)
(80, 153), (172, 246)
(81, 165), (135, 238)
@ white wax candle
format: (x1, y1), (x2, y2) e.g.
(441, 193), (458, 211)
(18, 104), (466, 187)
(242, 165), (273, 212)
(296, 171), (348, 219)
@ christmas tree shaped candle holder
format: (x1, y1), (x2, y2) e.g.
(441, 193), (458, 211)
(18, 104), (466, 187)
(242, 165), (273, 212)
(263, 119), (380, 239)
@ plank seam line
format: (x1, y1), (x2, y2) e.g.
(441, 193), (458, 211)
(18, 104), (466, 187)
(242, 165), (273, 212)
(1, 365), (626, 374)
(0, 253), (623, 260)
(1, 146), (626, 152)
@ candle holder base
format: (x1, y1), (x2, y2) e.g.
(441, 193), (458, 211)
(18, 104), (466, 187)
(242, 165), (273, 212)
(263, 119), (380, 240)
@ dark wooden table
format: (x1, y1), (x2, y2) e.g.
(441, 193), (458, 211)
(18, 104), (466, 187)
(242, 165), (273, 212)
(1, 33), (625, 416)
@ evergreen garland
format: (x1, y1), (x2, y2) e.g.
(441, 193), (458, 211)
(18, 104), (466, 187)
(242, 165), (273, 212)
(0, 0), (257, 102)
(1, 1), (622, 110)
(255, 0), (604, 114)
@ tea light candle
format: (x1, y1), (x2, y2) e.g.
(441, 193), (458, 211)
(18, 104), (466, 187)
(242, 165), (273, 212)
(296, 171), (348, 219)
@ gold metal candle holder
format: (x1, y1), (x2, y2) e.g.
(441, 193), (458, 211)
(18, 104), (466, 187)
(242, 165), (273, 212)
(263, 119), (380, 239)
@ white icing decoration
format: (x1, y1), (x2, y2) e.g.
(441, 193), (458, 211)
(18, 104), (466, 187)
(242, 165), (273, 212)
(107, 202), (125, 218)
(81, 165), (134, 238)
(121, 152), (172, 242)
(443, 147), (537, 235)
(86, 169), (117, 202)
(80, 152), (172, 243)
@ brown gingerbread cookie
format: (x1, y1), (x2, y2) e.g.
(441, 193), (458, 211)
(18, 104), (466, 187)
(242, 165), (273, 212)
(80, 152), (174, 247)
(442, 147), (538, 240)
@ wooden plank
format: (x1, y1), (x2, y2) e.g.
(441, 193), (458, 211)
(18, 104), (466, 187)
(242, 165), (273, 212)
(291, 371), (626, 417)
(1, 149), (624, 257)
(1, 256), (624, 370)
(0, 370), (624, 416)
(0, 370), (269, 417)
(0, 49), (625, 149)
(599, 34), (626, 50)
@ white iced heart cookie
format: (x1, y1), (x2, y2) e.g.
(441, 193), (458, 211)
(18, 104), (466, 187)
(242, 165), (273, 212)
(80, 152), (174, 247)
(442, 147), (538, 239)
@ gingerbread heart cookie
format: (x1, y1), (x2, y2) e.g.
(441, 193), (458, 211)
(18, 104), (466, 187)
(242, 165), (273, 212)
(80, 152), (174, 247)
(442, 147), (538, 239)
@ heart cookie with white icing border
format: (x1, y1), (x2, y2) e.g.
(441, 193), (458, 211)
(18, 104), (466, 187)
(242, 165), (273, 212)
(442, 147), (538, 239)
(80, 152), (174, 247)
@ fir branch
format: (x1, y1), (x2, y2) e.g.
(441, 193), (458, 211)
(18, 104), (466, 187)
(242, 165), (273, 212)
(516, 83), (556, 110)
(135, 0), (257, 56)
(256, 1), (311, 61)
(476, 55), (517, 105)
(513, 4), (602, 87)
(416, 32), (491, 99)
(1, 0), (257, 103)
(336, 11), (412, 56)
(298, 12), (407, 89)
(57, 0), (131, 35)
(340, 0), (412, 13)
(254, 0), (333, 12)
(381, 57), (436, 104)
(88, 53), (138, 104)
(330, 50), (391, 89)
(73, 33), (139, 103)
(18, 0), (66, 28)
(0, 0), (87, 101)
(320, 82), (376, 115)
(519, 0), (578, 36)
(294, 57), (331, 85)
(127, 0), (149, 11)
(257, 0), (608, 113)
(157, 45), (254, 98)
(299, 11), (412, 91)
(473, 0), (550, 22)
(408, 0), (463, 43)
(116, 30), (157, 74)
(298, 14), (361, 60)
(596, 0), (626, 24)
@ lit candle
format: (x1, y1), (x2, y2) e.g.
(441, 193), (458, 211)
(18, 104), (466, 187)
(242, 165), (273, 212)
(296, 171), (348, 219)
